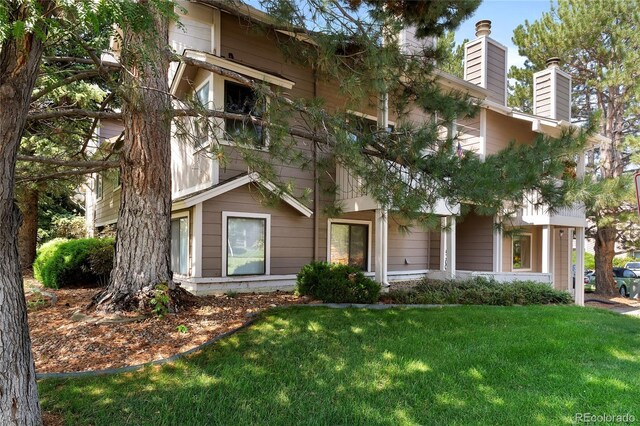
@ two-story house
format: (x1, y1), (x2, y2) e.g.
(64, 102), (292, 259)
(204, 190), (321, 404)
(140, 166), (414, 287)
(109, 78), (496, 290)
(85, 1), (597, 305)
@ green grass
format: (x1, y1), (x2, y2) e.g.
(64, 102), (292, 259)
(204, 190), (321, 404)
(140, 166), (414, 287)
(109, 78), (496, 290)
(40, 306), (640, 425)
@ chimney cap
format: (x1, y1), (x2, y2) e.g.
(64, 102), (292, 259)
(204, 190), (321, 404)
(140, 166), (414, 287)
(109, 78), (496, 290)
(475, 20), (492, 37)
(546, 57), (561, 68)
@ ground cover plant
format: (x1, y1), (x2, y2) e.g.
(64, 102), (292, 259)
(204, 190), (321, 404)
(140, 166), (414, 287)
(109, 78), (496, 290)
(386, 277), (573, 305)
(40, 306), (640, 425)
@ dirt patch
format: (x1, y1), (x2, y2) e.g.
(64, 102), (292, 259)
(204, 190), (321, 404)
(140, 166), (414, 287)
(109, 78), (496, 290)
(42, 411), (65, 426)
(585, 294), (640, 310)
(27, 281), (303, 374)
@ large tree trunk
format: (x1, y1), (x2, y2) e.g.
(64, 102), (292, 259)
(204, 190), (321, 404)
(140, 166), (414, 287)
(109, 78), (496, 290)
(0, 2), (51, 424)
(594, 226), (618, 296)
(17, 187), (39, 269)
(93, 3), (174, 312)
(592, 104), (625, 297)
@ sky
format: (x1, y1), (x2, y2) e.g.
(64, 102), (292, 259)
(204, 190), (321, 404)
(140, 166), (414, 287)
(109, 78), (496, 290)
(454, 0), (555, 68)
(245, 0), (555, 69)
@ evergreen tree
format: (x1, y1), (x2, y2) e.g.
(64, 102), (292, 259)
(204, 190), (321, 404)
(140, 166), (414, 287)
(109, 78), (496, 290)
(510, 0), (640, 295)
(436, 30), (466, 79)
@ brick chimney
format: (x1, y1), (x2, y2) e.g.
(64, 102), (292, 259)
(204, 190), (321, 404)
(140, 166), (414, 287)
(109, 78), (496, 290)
(463, 20), (508, 105)
(533, 58), (572, 121)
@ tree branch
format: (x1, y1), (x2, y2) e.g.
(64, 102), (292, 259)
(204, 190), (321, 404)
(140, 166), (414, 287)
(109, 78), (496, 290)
(17, 155), (119, 168)
(43, 56), (121, 70)
(16, 165), (117, 183)
(32, 70), (101, 102)
(27, 109), (122, 121)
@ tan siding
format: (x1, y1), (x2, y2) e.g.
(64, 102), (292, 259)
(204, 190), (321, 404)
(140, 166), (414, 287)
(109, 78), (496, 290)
(465, 41), (484, 86)
(387, 216), (434, 271)
(456, 212), (493, 271)
(171, 3), (213, 54)
(216, 13), (322, 199)
(485, 110), (537, 155)
(430, 230), (441, 267)
(457, 114), (481, 153)
(555, 74), (571, 121)
(95, 173), (120, 226)
(486, 42), (506, 105)
(201, 183), (314, 277)
(534, 72), (552, 117)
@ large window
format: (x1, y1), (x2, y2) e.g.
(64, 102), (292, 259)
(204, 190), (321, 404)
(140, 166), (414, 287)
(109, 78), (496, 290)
(171, 216), (189, 275)
(513, 234), (532, 270)
(330, 222), (369, 270)
(224, 213), (270, 276)
(224, 80), (265, 146)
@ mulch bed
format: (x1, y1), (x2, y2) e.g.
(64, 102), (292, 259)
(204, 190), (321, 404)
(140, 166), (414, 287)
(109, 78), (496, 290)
(25, 278), (304, 374)
(585, 293), (640, 310)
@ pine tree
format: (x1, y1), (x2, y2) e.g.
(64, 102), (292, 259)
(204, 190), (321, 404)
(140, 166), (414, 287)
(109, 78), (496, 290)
(510, 0), (640, 295)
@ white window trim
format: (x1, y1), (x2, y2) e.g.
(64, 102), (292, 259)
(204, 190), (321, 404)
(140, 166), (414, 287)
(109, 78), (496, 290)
(194, 75), (214, 151)
(346, 110), (396, 129)
(171, 211), (191, 277)
(95, 173), (103, 201)
(327, 218), (373, 272)
(222, 211), (271, 277)
(512, 233), (533, 272)
(218, 78), (271, 151)
(114, 169), (122, 192)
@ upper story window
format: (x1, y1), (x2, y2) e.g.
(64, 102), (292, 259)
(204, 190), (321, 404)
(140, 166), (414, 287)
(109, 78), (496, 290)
(224, 81), (265, 147)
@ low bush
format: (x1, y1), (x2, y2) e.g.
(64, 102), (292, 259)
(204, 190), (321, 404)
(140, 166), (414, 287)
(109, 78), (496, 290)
(613, 256), (636, 268)
(296, 261), (380, 303)
(386, 277), (573, 306)
(33, 238), (115, 289)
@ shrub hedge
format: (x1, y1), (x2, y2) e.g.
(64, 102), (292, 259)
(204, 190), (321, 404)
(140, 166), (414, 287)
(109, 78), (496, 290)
(296, 261), (380, 303)
(387, 277), (573, 306)
(33, 238), (115, 289)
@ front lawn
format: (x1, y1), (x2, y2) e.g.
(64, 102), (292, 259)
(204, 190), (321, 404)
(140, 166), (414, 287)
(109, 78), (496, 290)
(40, 306), (640, 425)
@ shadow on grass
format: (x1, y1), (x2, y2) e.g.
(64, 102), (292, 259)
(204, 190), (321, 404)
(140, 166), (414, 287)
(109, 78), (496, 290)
(40, 306), (640, 425)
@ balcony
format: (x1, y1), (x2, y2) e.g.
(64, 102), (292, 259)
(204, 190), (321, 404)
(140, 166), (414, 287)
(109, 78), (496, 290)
(335, 164), (458, 215)
(521, 189), (586, 227)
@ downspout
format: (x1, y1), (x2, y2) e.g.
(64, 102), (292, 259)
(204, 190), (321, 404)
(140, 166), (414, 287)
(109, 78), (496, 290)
(312, 64), (320, 262)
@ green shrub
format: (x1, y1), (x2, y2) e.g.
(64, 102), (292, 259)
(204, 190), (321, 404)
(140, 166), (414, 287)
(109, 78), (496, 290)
(613, 256), (636, 268)
(33, 237), (115, 289)
(296, 261), (380, 303)
(51, 214), (87, 240)
(572, 250), (595, 271)
(386, 277), (573, 306)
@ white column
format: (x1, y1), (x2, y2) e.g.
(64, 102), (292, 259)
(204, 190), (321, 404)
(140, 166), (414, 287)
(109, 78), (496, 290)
(492, 220), (503, 273)
(568, 228), (575, 293)
(541, 225), (552, 274)
(191, 203), (203, 278)
(440, 216), (447, 271)
(575, 227), (585, 306)
(445, 216), (456, 279)
(375, 209), (388, 286)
